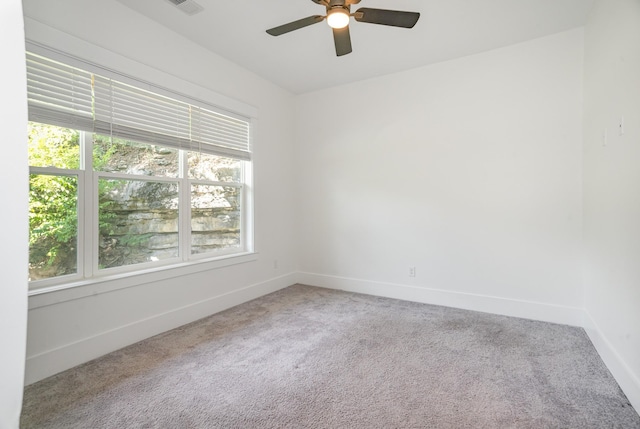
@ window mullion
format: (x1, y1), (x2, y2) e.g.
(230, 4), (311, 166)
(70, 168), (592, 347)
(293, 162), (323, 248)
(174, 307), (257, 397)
(242, 160), (253, 253)
(81, 131), (95, 279)
(179, 150), (191, 261)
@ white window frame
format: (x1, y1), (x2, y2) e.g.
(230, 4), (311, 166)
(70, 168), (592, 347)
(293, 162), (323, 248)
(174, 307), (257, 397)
(28, 165), (85, 286)
(26, 45), (256, 293)
(29, 129), (254, 291)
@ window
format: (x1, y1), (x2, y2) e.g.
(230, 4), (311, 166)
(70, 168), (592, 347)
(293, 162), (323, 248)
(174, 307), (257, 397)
(27, 51), (253, 289)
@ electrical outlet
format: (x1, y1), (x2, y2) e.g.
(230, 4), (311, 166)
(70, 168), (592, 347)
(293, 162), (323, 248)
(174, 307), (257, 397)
(273, 259), (278, 269)
(409, 266), (416, 277)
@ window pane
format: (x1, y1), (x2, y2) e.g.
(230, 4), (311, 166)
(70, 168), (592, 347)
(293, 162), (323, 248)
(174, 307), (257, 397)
(28, 122), (80, 169)
(188, 152), (242, 183)
(191, 184), (241, 254)
(29, 174), (78, 280)
(93, 135), (179, 178)
(99, 179), (179, 269)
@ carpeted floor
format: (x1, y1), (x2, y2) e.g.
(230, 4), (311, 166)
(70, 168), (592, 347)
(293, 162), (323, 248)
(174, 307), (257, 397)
(21, 284), (640, 428)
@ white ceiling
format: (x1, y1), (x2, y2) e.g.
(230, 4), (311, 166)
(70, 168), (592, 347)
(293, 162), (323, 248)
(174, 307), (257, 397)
(115, 0), (595, 94)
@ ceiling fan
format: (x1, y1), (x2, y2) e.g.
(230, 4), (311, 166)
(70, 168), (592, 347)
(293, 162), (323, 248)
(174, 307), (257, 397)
(266, 0), (420, 57)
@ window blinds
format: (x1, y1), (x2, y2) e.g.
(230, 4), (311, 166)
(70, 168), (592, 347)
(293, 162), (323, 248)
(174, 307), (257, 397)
(26, 53), (94, 132)
(26, 52), (251, 160)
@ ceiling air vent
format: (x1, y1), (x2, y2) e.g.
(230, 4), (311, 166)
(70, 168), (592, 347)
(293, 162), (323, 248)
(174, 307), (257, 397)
(165, 0), (204, 16)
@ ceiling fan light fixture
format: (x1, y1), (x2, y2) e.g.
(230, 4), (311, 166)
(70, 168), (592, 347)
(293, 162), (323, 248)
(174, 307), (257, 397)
(327, 7), (350, 29)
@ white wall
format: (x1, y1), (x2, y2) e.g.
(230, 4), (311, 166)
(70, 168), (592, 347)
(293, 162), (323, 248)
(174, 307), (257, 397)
(0, 1), (28, 427)
(22, 0), (298, 384)
(18, 0), (640, 414)
(296, 29), (585, 325)
(582, 0), (640, 410)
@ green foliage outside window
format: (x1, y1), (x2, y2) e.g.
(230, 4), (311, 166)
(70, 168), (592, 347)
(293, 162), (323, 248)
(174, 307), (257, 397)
(28, 124), (118, 279)
(28, 124), (80, 279)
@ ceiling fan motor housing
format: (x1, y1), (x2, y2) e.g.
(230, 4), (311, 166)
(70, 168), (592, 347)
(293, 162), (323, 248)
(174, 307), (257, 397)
(314, 0), (361, 7)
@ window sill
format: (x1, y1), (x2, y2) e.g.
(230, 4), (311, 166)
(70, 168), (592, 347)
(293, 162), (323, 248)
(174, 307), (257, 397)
(28, 252), (259, 310)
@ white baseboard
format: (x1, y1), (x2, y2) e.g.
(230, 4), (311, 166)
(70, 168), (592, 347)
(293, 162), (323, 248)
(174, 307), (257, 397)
(582, 311), (640, 412)
(296, 272), (584, 327)
(25, 273), (296, 385)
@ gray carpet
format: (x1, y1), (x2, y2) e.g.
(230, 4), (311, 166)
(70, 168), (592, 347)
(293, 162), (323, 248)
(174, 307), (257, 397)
(21, 284), (640, 428)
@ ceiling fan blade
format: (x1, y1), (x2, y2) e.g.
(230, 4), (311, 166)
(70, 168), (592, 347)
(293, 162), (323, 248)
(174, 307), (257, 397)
(266, 15), (324, 36)
(354, 8), (420, 28)
(333, 26), (352, 56)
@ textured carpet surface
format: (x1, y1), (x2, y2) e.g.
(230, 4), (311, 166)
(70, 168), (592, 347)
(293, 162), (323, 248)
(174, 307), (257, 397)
(21, 284), (640, 428)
